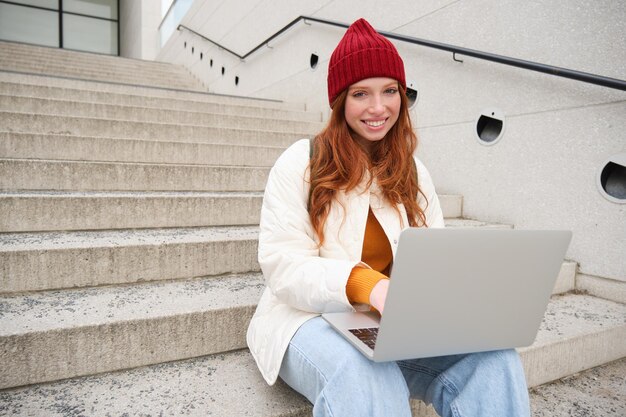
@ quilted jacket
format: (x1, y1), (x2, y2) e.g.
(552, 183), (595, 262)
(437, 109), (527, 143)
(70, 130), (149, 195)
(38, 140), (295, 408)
(246, 139), (445, 384)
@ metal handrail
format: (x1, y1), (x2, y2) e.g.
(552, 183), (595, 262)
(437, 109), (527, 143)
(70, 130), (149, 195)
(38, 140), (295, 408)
(177, 16), (626, 91)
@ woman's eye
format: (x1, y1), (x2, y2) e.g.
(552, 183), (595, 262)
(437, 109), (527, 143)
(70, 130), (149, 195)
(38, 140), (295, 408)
(352, 91), (366, 98)
(385, 88), (398, 94)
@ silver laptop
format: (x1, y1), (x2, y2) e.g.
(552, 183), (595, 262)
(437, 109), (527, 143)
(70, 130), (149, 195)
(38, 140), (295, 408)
(322, 228), (572, 362)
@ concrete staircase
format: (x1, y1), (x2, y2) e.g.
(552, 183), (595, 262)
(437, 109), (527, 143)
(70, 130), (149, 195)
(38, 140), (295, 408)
(0, 41), (624, 416)
(0, 40), (205, 90)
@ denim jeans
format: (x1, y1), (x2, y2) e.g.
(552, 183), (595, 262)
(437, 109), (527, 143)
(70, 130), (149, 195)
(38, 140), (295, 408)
(278, 316), (530, 417)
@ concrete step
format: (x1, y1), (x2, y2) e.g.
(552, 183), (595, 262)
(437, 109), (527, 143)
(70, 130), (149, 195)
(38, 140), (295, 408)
(518, 294), (626, 388)
(529, 358), (626, 417)
(0, 215), (574, 294)
(0, 62), (202, 90)
(0, 222), (579, 300)
(0, 72), (306, 111)
(0, 226), (260, 293)
(0, 349), (312, 417)
(0, 53), (199, 79)
(0, 41), (191, 72)
(0, 273), (266, 390)
(0, 57), (203, 90)
(0, 45), (192, 72)
(0, 96), (324, 132)
(0, 82), (322, 121)
(0, 53), (194, 77)
(576, 273), (626, 305)
(0, 132), (285, 165)
(0, 293), (623, 414)
(0, 214), (566, 291)
(0, 112), (307, 146)
(0, 158), (271, 192)
(444, 218), (513, 228)
(438, 195), (462, 219)
(0, 191), (263, 232)
(0, 192), (462, 233)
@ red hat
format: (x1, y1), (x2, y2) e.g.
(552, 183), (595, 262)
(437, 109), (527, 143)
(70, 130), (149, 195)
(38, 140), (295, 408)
(327, 18), (406, 107)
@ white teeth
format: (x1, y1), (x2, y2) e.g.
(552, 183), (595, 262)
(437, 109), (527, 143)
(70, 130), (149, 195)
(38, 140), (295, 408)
(365, 120), (385, 127)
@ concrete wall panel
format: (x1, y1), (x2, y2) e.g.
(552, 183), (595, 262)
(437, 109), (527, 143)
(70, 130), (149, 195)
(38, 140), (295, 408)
(396, 0), (626, 79)
(417, 101), (626, 280)
(120, 0), (141, 58)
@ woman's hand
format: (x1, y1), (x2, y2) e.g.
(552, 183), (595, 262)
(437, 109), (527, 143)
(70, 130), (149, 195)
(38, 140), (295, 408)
(369, 279), (390, 314)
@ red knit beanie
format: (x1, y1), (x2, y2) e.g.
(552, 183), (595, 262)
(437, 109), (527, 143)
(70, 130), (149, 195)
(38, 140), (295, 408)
(327, 18), (406, 107)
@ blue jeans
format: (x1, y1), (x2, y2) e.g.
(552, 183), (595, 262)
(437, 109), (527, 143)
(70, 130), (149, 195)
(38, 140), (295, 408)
(279, 317), (530, 417)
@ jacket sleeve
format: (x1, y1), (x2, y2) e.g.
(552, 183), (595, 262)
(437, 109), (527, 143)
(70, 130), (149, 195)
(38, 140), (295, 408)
(258, 140), (358, 314)
(415, 157), (446, 228)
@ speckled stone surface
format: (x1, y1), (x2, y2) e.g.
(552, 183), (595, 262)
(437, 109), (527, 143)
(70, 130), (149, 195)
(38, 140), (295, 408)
(552, 261), (576, 295)
(0, 273), (265, 388)
(0, 191), (264, 232)
(0, 349), (623, 417)
(444, 218), (513, 229)
(0, 226), (260, 292)
(577, 274), (626, 305)
(0, 82), (320, 121)
(0, 95), (323, 132)
(0, 72), (307, 111)
(519, 294), (626, 387)
(0, 158), (272, 192)
(530, 358), (626, 417)
(437, 194), (462, 219)
(0, 132), (285, 166)
(0, 112), (303, 147)
(0, 191), (464, 232)
(0, 225), (260, 250)
(2, 289), (623, 393)
(0, 41), (206, 91)
(0, 349), (312, 417)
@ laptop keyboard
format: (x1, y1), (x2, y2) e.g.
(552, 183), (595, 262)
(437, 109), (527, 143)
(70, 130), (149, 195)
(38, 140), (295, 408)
(349, 327), (379, 349)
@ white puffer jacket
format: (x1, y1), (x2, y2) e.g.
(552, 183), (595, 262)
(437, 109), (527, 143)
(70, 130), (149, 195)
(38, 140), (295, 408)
(246, 139), (445, 385)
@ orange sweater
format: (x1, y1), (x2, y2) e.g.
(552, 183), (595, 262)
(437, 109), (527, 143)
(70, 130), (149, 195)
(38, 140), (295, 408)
(346, 208), (393, 305)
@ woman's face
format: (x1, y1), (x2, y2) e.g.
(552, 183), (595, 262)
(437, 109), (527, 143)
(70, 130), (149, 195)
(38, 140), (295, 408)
(344, 77), (401, 150)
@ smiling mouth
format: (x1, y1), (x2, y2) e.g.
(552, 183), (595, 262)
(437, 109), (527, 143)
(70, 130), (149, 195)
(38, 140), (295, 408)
(363, 118), (387, 127)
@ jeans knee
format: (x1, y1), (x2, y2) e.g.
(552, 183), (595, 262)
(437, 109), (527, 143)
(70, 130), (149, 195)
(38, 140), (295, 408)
(320, 356), (411, 416)
(495, 349), (525, 376)
(337, 353), (389, 376)
(334, 354), (409, 396)
(497, 348), (520, 362)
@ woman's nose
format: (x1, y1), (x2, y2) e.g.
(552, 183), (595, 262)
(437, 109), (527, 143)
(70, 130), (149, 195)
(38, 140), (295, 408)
(368, 95), (385, 113)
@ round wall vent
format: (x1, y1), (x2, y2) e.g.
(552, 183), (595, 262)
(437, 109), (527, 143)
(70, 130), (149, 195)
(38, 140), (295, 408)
(406, 80), (418, 110)
(475, 109), (505, 145)
(597, 153), (626, 204)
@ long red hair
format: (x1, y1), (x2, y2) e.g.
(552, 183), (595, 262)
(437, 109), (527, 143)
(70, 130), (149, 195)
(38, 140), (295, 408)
(308, 85), (427, 245)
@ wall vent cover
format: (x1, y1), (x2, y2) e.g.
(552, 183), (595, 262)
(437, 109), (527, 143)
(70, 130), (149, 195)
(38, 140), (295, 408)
(475, 109), (505, 145)
(310, 53), (319, 70)
(406, 80), (418, 110)
(597, 153), (626, 204)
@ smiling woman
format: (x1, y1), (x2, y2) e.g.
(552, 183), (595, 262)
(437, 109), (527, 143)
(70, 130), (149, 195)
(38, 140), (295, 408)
(246, 18), (532, 417)
(345, 78), (402, 149)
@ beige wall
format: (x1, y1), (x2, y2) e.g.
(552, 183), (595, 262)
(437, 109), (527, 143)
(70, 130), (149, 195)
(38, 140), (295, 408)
(120, 0), (160, 60)
(157, 0), (626, 281)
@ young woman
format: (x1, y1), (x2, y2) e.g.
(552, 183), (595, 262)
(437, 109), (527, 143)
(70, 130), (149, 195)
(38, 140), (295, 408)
(247, 18), (531, 417)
